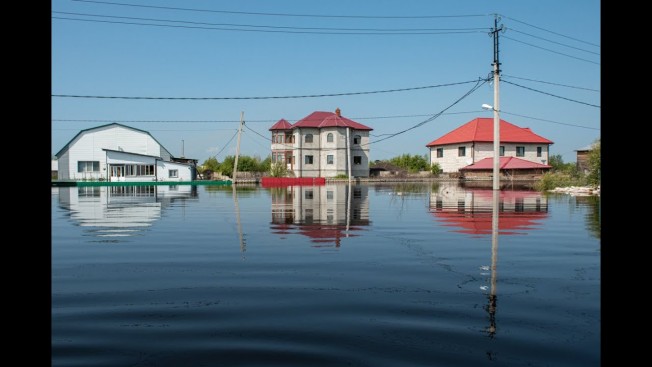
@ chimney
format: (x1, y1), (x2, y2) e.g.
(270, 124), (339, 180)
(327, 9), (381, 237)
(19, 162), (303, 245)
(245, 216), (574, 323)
(335, 108), (341, 117)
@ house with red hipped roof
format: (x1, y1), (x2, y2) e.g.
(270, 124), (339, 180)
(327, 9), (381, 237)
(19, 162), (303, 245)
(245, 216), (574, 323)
(426, 118), (553, 176)
(270, 108), (373, 178)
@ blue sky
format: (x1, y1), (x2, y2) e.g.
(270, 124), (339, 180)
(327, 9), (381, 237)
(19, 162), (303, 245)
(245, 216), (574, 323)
(52, 0), (600, 164)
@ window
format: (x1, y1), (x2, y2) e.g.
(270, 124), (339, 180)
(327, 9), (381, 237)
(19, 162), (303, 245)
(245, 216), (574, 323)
(516, 146), (525, 157)
(354, 135), (361, 144)
(77, 161), (99, 173)
(458, 147), (466, 157)
(169, 169), (178, 178)
(285, 134), (294, 144)
(354, 156), (362, 165)
(436, 148), (443, 158)
(327, 133), (334, 142)
(354, 188), (362, 199)
(305, 155), (313, 164)
(537, 147), (542, 157)
(305, 134), (313, 143)
(327, 190), (334, 200)
(305, 190), (313, 199)
(327, 155), (334, 164)
(274, 134), (283, 144)
(500, 146), (505, 156)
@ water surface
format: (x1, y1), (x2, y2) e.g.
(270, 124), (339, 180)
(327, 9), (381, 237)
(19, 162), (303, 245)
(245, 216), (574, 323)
(52, 182), (600, 366)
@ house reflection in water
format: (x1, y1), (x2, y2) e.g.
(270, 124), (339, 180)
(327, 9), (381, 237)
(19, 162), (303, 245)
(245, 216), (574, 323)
(57, 185), (198, 239)
(429, 186), (548, 236)
(269, 184), (370, 247)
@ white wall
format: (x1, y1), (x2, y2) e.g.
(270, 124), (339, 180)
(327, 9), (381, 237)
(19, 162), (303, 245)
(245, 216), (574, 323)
(430, 143), (551, 173)
(274, 127), (371, 178)
(58, 125), (167, 180)
(157, 161), (193, 182)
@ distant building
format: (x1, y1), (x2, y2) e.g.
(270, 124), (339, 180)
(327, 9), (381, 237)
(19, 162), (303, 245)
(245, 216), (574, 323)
(426, 118), (554, 173)
(54, 123), (197, 182)
(270, 108), (373, 178)
(575, 143), (597, 174)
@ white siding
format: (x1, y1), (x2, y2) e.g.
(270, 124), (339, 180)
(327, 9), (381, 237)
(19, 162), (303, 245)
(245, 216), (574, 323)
(56, 124), (184, 181)
(429, 144), (474, 173)
(157, 161), (193, 182)
(430, 142), (551, 173)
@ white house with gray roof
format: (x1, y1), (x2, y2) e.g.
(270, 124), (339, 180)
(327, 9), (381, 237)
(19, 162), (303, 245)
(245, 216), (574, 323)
(55, 123), (197, 182)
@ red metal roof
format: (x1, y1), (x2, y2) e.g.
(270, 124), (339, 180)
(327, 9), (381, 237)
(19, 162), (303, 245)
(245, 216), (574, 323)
(269, 118), (293, 130)
(460, 157), (552, 171)
(426, 118), (553, 147)
(292, 111), (373, 131)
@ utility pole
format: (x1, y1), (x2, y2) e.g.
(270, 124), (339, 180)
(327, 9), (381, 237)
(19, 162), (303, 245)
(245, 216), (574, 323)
(233, 111), (244, 184)
(491, 14), (504, 191)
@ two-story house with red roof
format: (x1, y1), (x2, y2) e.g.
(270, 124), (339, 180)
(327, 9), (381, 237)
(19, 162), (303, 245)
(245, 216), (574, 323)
(426, 117), (554, 174)
(270, 108), (373, 178)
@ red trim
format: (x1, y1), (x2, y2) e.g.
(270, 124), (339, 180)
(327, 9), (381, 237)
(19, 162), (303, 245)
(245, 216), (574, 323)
(261, 177), (326, 187)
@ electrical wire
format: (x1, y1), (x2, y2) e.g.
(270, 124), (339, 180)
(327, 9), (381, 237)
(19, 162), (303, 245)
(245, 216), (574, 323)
(52, 79), (481, 100)
(503, 36), (599, 65)
(502, 80), (600, 108)
(53, 11), (489, 32)
(363, 77), (488, 146)
(51, 111), (483, 124)
(211, 129), (239, 159)
(500, 15), (600, 48)
(71, 0), (488, 19)
(499, 111), (599, 130)
(53, 16), (484, 35)
(508, 28), (599, 55)
(502, 75), (599, 92)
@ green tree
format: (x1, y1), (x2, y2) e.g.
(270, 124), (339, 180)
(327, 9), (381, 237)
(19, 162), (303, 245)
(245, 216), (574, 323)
(388, 154), (430, 172)
(548, 154), (566, 171)
(200, 157), (220, 172)
(586, 139), (601, 186)
(269, 162), (288, 177)
(430, 162), (442, 175)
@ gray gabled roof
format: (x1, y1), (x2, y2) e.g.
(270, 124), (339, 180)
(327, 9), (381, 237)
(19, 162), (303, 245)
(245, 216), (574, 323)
(55, 123), (174, 158)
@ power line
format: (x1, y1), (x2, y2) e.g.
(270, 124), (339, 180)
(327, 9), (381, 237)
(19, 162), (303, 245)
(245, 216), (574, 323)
(53, 16), (484, 35)
(365, 78), (488, 146)
(503, 36), (599, 65)
(502, 80), (600, 108)
(211, 129), (239, 159)
(52, 119), (242, 123)
(53, 11), (489, 32)
(51, 111), (483, 124)
(71, 0), (488, 19)
(500, 111), (599, 130)
(502, 75), (599, 92)
(500, 15), (600, 48)
(508, 28), (599, 55)
(52, 79), (481, 100)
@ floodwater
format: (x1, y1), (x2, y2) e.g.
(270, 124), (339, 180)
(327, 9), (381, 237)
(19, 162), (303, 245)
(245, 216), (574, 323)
(51, 182), (600, 366)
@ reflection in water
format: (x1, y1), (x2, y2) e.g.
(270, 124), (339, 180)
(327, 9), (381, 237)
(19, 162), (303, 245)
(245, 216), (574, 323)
(233, 186), (246, 255)
(57, 185), (198, 239)
(429, 186), (548, 236)
(576, 195), (601, 239)
(269, 183), (370, 247)
(487, 189), (499, 338)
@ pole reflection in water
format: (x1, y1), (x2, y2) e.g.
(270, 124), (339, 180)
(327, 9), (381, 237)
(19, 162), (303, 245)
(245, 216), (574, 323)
(486, 188), (499, 338)
(232, 185), (246, 256)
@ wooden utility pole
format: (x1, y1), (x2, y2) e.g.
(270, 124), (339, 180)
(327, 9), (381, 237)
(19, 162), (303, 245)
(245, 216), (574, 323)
(233, 111), (244, 184)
